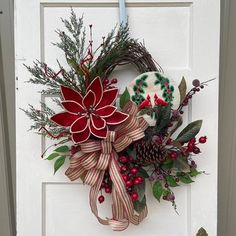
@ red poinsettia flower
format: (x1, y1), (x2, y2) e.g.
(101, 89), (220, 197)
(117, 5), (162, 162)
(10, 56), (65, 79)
(50, 77), (129, 143)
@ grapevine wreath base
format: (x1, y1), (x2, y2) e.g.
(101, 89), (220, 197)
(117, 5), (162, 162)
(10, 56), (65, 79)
(23, 10), (211, 231)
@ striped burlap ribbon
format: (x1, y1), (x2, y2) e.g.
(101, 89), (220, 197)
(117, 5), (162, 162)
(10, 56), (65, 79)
(65, 101), (149, 231)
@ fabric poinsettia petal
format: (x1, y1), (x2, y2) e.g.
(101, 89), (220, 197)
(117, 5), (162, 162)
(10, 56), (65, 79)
(96, 105), (117, 118)
(71, 126), (90, 144)
(96, 88), (118, 108)
(50, 112), (79, 127)
(91, 114), (106, 130)
(61, 100), (85, 114)
(105, 111), (129, 125)
(89, 121), (108, 138)
(86, 77), (103, 105)
(70, 115), (88, 133)
(83, 90), (96, 109)
(61, 86), (83, 104)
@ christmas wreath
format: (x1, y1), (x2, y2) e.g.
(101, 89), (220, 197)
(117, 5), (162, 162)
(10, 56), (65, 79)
(23, 10), (212, 231)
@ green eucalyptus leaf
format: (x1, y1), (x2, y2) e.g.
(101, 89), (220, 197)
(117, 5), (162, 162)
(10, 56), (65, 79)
(165, 175), (179, 187)
(176, 120), (202, 143)
(133, 195), (146, 213)
(54, 156), (66, 174)
(54, 145), (69, 153)
(179, 174), (194, 184)
(178, 77), (187, 104)
(161, 160), (174, 170)
(47, 152), (59, 160)
(120, 87), (130, 108)
(152, 181), (163, 202)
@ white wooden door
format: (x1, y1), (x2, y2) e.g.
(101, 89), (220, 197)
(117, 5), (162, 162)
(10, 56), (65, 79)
(15, 0), (220, 235)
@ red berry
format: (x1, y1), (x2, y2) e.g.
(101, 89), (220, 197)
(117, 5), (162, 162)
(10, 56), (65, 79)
(191, 160), (196, 166)
(98, 195), (105, 203)
(111, 78), (118, 84)
(133, 179), (140, 185)
(105, 187), (111, 193)
(136, 176), (143, 183)
(199, 136), (207, 143)
(130, 167), (138, 175)
(192, 79), (200, 87)
(103, 79), (109, 85)
(122, 174), (129, 181)
(120, 165), (128, 173)
(131, 192), (139, 201)
(190, 138), (196, 144)
(169, 194), (175, 201)
(170, 151), (178, 160)
(126, 180), (133, 188)
(118, 156), (129, 163)
(193, 147), (200, 154)
(163, 195), (167, 200)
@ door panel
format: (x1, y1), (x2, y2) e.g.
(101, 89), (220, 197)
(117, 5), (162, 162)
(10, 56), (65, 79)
(16, 0), (220, 235)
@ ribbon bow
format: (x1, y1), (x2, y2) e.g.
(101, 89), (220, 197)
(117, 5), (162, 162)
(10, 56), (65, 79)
(65, 101), (149, 231)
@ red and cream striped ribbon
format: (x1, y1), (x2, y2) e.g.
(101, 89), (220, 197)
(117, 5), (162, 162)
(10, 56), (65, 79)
(65, 101), (149, 231)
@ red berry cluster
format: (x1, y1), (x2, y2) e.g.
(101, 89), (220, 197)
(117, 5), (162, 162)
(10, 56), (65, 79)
(103, 78), (118, 89)
(118, 155), (144, 201)
(187, 136), (207, 154)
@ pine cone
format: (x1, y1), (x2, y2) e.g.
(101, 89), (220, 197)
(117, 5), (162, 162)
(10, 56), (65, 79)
(135, 139), (166, 166)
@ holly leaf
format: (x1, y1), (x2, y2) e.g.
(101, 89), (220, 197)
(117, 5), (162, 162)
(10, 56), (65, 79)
(54, 156), (66, 174)
(178, 77), (187, 104)
(133, 195), (146, 213)
(152, 181), (163, 202)
(176, 120), (202, 143)
(46, 152), (59, 160)
(179, 174), (194, 184)
(54, 145), (69, 153)
(165, 175), (179, 187)
(120, 87), (130, 108)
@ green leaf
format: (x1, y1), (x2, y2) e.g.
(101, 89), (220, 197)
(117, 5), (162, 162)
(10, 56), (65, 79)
(46, 152), (59, 160)
(155, 104), (172, 134)
(173, 157), (190, 173)
(165, 175), (179, 187)
(179, 174), (194, 184)
(190, 168), (201, 177)
(133, 195), (147, 213)
(176, 120), (202, 143)
(133, 178), (145, 201)
(54, 145), (69, 153)
(152, 181), (163, 202)
(138, 167), (149, 178)
(120, 87), (130, 108)
(170, 116), (183, 135)
(54, 156), (66, 174)
(161, 160), (174, 170)
(178, 77), (187, 104)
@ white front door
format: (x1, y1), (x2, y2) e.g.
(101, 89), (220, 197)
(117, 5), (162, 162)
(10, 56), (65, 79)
(16, 0), (220, 235)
